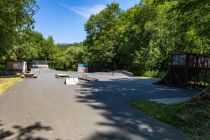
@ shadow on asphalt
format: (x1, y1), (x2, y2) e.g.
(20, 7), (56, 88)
(0, 121), (54, 140)
(76, 78), (197, 140)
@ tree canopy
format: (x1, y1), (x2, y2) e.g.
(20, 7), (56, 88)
(0, 0), (209, 74)
(0, 0), (38, 64)
(83, 0), (210, 73)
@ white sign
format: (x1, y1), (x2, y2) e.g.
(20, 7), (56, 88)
(65, 78), (79, 85)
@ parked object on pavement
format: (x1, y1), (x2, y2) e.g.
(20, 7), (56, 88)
(65, 78), (79, 85)
(24, 73), (37, 78)
(78, 64), (88, 73)
(17, 72), (37, 78)
(114, 70), (133, 77)
(55, 74), (69, 78)
(79, 77), (98, 82)
(79, 74), (98, 82)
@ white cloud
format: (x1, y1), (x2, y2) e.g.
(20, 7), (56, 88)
(57, 1), (106, 18)
(72, 5), (106, 18)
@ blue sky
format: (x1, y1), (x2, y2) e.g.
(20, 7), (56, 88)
(34, 0), (140, 43)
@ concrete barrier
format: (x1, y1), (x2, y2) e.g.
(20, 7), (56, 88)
(79, 77), (98, 82)
(114, 70), (133, 77)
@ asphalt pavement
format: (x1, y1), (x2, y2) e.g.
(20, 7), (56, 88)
(0, 70), (197, 140)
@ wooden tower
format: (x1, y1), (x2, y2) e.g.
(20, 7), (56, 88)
(157, 53), (210, 87)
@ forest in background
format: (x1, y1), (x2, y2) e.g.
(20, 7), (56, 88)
(0, 0), (209, 75)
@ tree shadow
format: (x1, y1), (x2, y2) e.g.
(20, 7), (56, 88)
(76, 78), (197, 140)
(0, 121), (53, 140)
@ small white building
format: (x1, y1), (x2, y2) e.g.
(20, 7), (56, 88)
(7, 61), (27, 73)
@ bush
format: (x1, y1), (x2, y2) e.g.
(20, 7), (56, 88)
(142, 70), (165, 78)
(0, 65), (6, 71)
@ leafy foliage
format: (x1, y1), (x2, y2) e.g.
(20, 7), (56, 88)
(0, 0), (38, 63)
(57, 42), (83, 51)
(84, 0), (210, 73)
(0, 0), (209, 74)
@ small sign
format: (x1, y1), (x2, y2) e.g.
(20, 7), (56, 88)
(172, 55), (186, 66)
(65, 78), (79, 85)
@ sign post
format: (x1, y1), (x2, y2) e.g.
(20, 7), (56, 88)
(65, 78), (79, 85)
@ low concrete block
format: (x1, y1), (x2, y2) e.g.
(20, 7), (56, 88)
(150, 97), (191, 104)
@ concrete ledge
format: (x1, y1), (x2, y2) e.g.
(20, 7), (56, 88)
(79, 77), (98, 82)
(114, 70), (133, 77)
(55, 74), (69, 78)
(150, 97), (191, 104)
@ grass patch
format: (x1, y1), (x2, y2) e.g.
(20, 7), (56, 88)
(131, 96), (210, 140)
(140, 70), (165, 78)
(0, 76), (22, 95)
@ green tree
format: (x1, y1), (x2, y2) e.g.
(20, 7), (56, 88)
(0, 0), (38, 64)
(64, 46), (84, 70)
(84, 3), (122, 70)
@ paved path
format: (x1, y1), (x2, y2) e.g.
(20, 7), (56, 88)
(0, 70), (197, 140)
(150, 97), (192, 104)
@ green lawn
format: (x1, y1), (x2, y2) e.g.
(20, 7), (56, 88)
(131, 95), (210, 140)
(0, 76), (22, 95)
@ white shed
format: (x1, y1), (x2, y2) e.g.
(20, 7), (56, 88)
(7, 61), (27, 73)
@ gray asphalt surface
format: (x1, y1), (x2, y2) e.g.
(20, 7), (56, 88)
(0, 70), (197, 140)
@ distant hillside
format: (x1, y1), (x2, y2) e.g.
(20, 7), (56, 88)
(56, 42), (83, 51)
